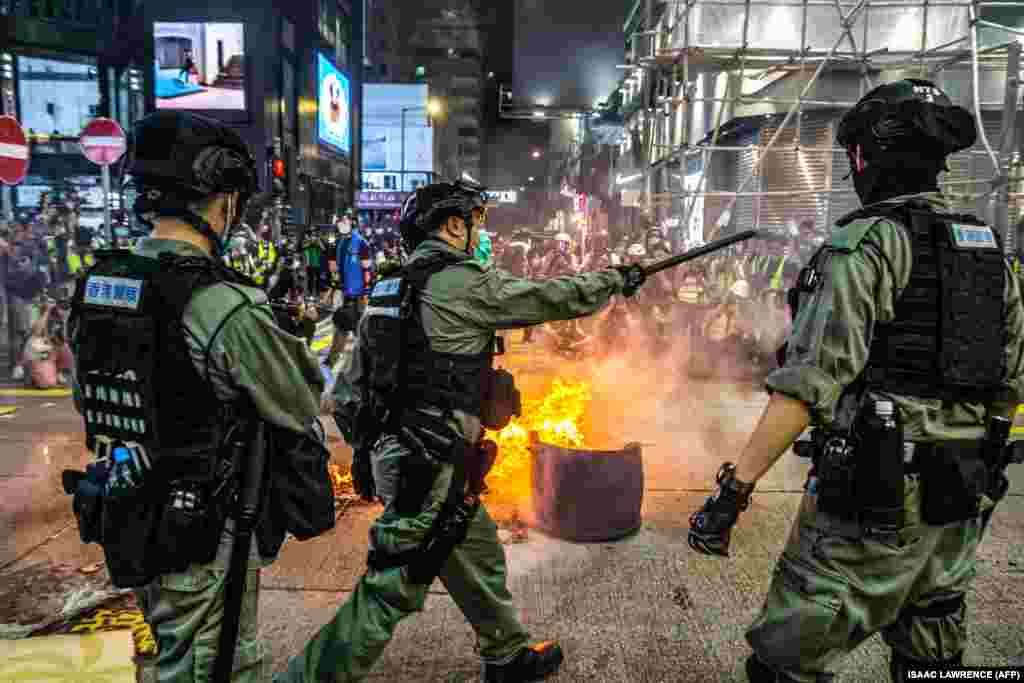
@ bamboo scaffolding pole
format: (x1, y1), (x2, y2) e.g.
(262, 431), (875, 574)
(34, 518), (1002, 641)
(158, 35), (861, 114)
(715, 0), (871, 231)
(680, 0), (756, 230)
(619, 0), (1024, 235)
(920, 0), (931, 77)
(969, 2), (1003, 185)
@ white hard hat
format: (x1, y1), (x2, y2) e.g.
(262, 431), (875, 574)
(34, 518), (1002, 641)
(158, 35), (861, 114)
(627, 243), (647, 258)
(730, 279), (751, 299)
(555, 232), (572, 243)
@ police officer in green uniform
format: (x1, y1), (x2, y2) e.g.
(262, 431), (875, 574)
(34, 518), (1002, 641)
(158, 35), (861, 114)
(65, 111), (331, 682)
(277, 181), (648, 683)
(688, 79), (1024, 681)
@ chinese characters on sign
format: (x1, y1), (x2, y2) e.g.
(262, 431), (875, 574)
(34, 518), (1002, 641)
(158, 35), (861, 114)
(84, 277), (143, 310)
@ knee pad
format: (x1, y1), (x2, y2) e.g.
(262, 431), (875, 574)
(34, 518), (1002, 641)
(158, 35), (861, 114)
(746, 655), (834, 683)
(890, 649), (964, 682)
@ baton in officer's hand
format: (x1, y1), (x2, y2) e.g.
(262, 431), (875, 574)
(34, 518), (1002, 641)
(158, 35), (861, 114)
(641, 230), (762, 278)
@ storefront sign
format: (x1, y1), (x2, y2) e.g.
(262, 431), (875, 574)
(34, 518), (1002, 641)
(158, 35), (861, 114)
(357, 190), (410, 209)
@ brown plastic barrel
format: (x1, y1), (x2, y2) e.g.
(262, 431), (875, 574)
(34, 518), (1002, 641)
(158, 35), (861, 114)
(530, 436), (644, 542)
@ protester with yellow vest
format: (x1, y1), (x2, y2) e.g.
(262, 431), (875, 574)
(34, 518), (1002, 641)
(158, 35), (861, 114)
(250, 225), (279, 288)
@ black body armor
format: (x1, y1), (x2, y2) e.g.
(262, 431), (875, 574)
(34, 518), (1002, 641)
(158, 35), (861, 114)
(66, 250), (256, 586)
(70, 250), (247, 457)
(838, 204), (1006, 401)
(364, 243), (497, 431)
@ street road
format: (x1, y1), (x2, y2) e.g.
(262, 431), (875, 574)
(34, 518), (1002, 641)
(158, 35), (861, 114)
(1, 339), (1021, 682)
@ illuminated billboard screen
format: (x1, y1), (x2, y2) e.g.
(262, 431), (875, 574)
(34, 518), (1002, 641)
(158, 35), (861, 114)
(154, 22), (246, 110)
(317, 52), (351, 154)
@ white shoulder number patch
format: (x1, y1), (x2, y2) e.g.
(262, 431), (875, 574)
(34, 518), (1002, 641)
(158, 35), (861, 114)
(950, 224), (998, 250)
(83, 276), (144, 310)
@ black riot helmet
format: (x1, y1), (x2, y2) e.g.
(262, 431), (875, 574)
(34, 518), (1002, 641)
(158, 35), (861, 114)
(399, 179), (488, 255)
(836, 79), (976, 205)
(124, 111), (259, 258)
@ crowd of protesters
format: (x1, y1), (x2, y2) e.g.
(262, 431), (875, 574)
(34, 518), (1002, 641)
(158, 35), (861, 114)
(485, 216), (829, 379)
(0, 193), (99, 389)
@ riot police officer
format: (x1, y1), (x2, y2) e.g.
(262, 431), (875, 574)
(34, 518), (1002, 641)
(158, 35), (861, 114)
(688, 79), (1024, 681)
(277, 180), (647, 683)
(65, 111), (331, 682)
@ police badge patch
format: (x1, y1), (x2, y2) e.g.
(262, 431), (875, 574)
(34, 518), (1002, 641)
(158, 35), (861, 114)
(950, 223), (999, 250)
(371, 278), (401, 297)
(84, 276), (144, 310)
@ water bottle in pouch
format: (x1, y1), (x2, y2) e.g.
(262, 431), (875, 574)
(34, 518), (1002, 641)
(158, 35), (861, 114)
(855, 400), (905, 534)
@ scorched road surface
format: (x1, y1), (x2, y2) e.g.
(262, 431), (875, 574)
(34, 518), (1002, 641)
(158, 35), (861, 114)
(0, 341), (1021, 682)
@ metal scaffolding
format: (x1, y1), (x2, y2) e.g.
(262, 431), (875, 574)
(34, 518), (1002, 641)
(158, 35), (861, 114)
(618, 0), (1024, 250)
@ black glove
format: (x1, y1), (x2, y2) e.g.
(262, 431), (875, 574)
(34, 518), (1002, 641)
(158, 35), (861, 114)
(688, 462), (755, 557)
(351, 445), (376, 502)
(614, 264), (646, 297)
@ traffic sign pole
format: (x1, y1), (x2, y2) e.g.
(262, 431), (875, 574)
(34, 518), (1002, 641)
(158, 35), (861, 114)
(78, 118), (126, 248)
(103, 165), (114, 248)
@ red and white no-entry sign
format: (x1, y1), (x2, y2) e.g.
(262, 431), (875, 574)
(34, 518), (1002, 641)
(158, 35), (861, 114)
(79, 117), (127, 166)
(0, 115), (30, 186)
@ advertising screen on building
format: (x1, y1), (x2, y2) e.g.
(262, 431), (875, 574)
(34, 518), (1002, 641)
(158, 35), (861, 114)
(317, 52), (351, 154)
(154, 22), (246, 110)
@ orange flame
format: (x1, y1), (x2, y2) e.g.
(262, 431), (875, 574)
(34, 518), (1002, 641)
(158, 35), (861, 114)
(329, 462), (354, 497)
(326, 379), (593, 508)
(483, 378), (591, 504)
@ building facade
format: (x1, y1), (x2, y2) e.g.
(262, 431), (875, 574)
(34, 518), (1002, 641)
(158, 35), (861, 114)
(366, 0), (484, 184)
(612, 0), (1024, 250)
(1, 0), (146, 226)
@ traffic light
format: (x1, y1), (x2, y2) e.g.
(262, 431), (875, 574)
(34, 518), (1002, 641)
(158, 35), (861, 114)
(268, 148), (289, 199)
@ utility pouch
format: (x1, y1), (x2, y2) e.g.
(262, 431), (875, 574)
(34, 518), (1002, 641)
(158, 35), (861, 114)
(920, 441), (988, 525)
(480, 367), (522, 431)
(63, 468), (103, 544)
(854, 409), (905, 533)
(393, 444), (439, 517)
(815, 434), (858, 520)
(157, 466), (232, 573)
(100, 480), (166, 588)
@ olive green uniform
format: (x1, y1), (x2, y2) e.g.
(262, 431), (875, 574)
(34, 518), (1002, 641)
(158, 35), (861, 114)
(71, 238), (325, 682)
(276, 239), (624, 682)
(747, 195), (1024, 681)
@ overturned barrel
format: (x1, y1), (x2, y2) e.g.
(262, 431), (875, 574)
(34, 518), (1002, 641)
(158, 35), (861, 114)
(529, 433), (644, 542)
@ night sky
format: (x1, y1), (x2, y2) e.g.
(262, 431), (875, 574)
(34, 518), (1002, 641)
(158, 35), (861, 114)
(513, 0), (628, 109)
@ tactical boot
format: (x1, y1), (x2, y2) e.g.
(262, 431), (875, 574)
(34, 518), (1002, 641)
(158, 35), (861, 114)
(482, 641), (564, 683)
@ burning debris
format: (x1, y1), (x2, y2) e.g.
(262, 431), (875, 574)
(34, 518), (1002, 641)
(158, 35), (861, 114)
(483, 378), (592, 505)
(325, 376), (643, 543)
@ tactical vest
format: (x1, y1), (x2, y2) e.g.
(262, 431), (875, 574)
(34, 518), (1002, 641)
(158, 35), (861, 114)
(69, 250), (253, 462)
(840, 205), (1006, 401)
(364, 243), (495, 428)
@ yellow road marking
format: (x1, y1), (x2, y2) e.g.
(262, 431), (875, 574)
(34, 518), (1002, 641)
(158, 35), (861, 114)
(0, 388), (72, 398)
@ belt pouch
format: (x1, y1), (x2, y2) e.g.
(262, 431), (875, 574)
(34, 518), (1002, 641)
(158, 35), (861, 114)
(101, 481), (165, 588)
(156, 469), (231, 572)
(854, 413), (905, 533)
(920, 441), (986, 525)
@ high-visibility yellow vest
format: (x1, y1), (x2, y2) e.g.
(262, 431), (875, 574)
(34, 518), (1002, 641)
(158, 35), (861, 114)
(67, 252), (95, 275)
(769, 255), (788, 290)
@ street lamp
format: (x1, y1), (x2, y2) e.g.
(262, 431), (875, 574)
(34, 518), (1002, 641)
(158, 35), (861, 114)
(528, 176), (535, 182)
(402, 98), (443, 192)
(531, 150), (541, 159)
